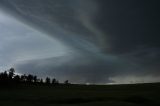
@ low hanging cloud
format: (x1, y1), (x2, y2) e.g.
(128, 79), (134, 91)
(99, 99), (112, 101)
(15, 53), (136, 83)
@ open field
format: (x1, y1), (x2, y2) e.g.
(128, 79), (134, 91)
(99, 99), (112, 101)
(0, 83), (160, 106)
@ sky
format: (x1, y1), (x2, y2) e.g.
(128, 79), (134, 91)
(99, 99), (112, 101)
(0, 0), (160, 84)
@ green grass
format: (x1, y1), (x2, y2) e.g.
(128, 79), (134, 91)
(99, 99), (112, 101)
(0, 83), (160, 106)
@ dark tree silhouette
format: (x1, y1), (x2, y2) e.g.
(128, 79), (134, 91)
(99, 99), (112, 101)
(33, 76), (37, 83)
(20, 74), (27, 82)
(64, 80), (69, 85)
(8, 68), (15, 80)
(13, 75), (20, 83)
(0, 71), (9, 84)
(52, 78), (56, 84)
(45, 77), (51, 84)
(40, 79), (43, 84)
(27, 74), (34, 83)
(0, 68), (69, 86)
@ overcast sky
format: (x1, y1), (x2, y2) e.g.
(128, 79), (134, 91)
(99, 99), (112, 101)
(0, 0), (160, 84)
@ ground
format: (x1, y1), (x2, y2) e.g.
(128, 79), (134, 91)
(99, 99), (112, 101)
(0, 83), (160, 106)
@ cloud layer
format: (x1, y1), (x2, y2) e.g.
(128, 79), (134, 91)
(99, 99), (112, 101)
(0, 0), (160, 83)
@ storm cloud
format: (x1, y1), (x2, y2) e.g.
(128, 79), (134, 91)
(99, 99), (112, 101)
(0, 0), (160, 84)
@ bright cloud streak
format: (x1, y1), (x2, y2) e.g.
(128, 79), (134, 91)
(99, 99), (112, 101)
(0, 11), (69, 71)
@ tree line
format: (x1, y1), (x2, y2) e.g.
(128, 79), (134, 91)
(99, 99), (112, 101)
(0, 68), (70, 85)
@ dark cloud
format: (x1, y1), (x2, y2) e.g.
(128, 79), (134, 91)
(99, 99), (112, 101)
(0, 0), (160, 83)
(96, 0), (160, 54)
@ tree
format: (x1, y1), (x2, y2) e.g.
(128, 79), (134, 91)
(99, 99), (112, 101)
(0, 71), (9, 83)
(40, 79), (43, 84)
(0, 67), (66, 86)
(45, 77), (51, 84)
(8, 68), (15, 79)
(33, 76), (37, 83)
(26, 74), (34, 83)
(64, 80), (69, 85)
(14, 75), (20, 83)
(20, 74), (27, 82)
(52, 78), (56, 84)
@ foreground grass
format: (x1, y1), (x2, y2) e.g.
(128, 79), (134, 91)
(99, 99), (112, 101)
(0, 83), (160, 106)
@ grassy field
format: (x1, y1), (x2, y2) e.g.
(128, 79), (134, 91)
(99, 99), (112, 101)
(0, 83), (160, 106)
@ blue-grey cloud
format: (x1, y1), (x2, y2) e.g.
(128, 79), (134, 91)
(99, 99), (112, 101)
(0, 11), (69, 71)
(0, 0), (160, 84)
